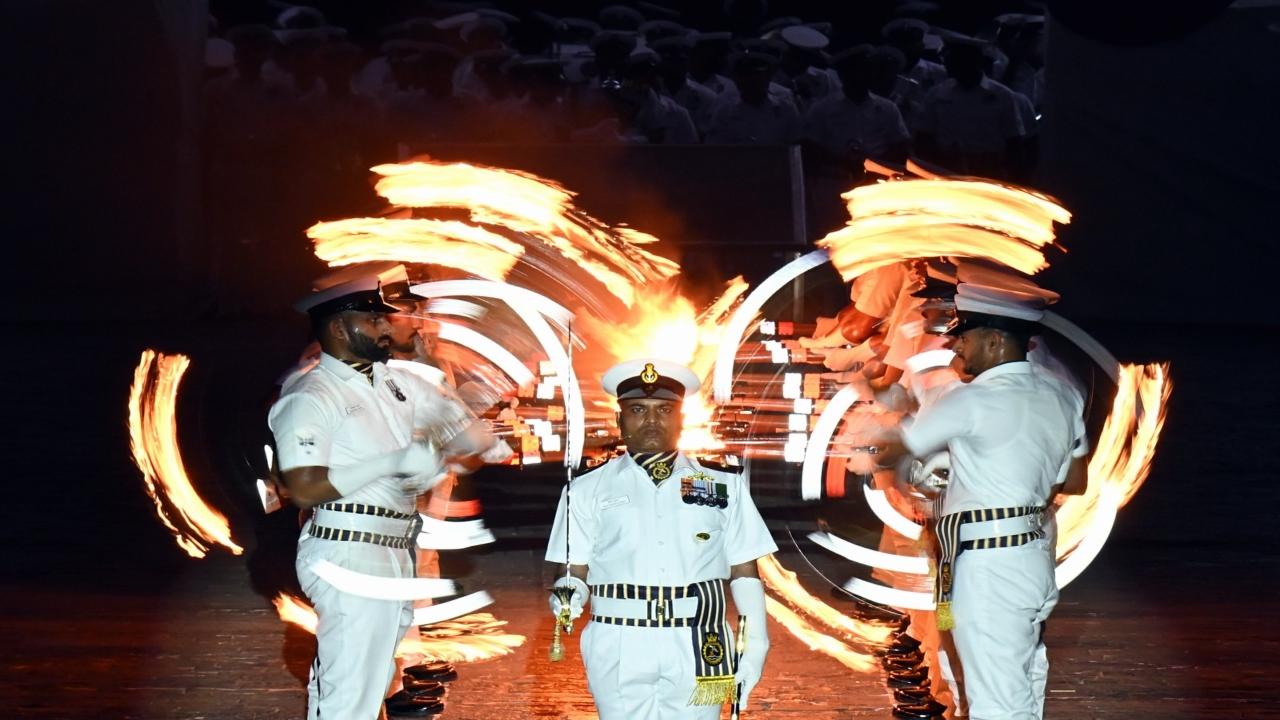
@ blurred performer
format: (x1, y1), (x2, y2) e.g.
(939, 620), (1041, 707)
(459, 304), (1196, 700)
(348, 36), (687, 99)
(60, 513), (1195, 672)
(545, 359), (777, 719)
(877, 284), (1089, 720)
(270, 278), (501, 720)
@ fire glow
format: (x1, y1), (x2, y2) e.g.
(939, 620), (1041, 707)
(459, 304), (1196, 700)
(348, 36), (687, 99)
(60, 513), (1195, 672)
(127, 350), (242, 559)
(1055, 362), (1171, 567)
(309, 160), (680, 307)
(817, 178), (1071, 279)
(758, 555), (894, 660)
(273, 593), (526, 662)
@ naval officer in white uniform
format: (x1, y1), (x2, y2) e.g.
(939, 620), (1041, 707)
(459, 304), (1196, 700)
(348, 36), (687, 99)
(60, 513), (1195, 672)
(270, 277), (499, 719)
(877, 285), (1089, 720)
(545, 359), (777, 719)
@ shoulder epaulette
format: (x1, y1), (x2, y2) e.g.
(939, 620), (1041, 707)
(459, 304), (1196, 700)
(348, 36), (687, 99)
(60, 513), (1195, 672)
(694, 456), (745, 474)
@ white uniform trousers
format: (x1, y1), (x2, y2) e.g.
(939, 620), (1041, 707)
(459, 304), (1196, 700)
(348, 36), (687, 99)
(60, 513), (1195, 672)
(297, 547), (415, 720)
(581, 622), (725, 720)
(950, 536), (1057, 720)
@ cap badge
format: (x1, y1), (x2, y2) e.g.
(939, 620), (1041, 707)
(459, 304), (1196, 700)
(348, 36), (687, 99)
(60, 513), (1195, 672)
(639, 362), (660, 384)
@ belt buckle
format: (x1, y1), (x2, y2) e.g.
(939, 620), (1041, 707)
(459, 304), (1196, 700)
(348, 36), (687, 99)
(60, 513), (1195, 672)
(405, 514), (423, 546)
(653, 597), (668, 623)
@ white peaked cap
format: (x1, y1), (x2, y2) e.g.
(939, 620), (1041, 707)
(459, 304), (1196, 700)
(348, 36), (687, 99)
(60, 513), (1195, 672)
(602, 358), (701, 400)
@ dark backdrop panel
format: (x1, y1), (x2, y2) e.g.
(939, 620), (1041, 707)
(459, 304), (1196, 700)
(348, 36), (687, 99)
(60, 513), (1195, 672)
(1038, 5), (1280, 326)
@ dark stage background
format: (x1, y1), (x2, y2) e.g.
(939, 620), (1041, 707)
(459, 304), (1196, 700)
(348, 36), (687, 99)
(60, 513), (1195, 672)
(1, 2), (1278, 717)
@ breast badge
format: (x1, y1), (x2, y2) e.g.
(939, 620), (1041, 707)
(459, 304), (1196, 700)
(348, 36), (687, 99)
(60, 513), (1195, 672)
(680, 472), (728, 508)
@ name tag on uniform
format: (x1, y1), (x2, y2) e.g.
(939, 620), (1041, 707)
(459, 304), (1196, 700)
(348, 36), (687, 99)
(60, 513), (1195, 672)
(345, 404), (362, 416)
(600, 495), (630, 510)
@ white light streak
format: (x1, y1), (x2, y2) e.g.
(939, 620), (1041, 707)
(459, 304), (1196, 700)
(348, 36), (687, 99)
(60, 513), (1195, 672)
(713, 250), (830, 402)
(309, 559), (458, 601)
(436, 321), (535, 387)
(808, 531), (930, 575)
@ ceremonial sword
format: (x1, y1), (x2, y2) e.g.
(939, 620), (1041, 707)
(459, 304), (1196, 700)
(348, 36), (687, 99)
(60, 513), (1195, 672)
(549, 320), (576, 661)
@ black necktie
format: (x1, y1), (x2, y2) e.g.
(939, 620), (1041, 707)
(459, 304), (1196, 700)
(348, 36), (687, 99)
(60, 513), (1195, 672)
(631, 451), (678, 484)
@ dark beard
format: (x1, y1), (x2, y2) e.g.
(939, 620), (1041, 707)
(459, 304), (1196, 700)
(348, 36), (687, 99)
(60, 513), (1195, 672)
(347, 327), (391, 362)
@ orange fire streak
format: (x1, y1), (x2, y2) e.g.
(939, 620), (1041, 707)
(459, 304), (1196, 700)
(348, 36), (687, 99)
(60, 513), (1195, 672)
(818, 178), (1071, 278)
(1056, 363), (1172, 557)
(758, 555), (893, 671)
(309, 217), (523, 280)
(273, 593), (526, 662)
(364, 160), (680, 306)
(127, 350), (242, 558)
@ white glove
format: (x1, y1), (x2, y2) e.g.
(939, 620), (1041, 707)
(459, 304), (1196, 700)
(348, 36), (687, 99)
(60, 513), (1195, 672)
(730, 577), (769, 710)
(328, 441), (441, 497)
(480, 438), (514, 464)
(910, 451), (950, 491)
(548, 575), (589, 622)
(399, 469), (450, 496)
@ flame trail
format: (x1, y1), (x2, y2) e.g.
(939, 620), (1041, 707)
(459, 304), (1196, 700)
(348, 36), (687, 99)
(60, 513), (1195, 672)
(127, 350), (242, 558)
(273, 593), (526, 662)
(759, 555), (894, 652)
(309, 160), (680, 307)
(764, 598), (879, 673)
(309, 218), (523, 280)
(1056, 363), (1171, 562)
(817, 178), (1071, 279)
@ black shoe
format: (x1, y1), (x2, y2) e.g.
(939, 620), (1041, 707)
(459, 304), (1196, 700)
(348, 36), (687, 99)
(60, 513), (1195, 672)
(902, 699), (947, 715)
(887, 633), (922, 651)
(887, 671), (931, 689)
(401, 679), (447, 698)
(892, 703), (944, 719)
(893, 688), (933, 704)
(386, 695), (445, 717)
(880, 648), (921, 666)
(404, 661), (458, 682)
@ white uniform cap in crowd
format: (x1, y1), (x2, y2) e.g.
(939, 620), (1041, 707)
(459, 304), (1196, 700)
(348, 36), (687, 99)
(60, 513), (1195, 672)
(602, 359), (701, 401)
(293, 276), (402, 318)
(936, 29), (989, 49)
(627, 46), (661, 67)
(205, 37), (234, 69)
(780, 25), (830, 50)
(881, 17), (929, 39)
(638, 19), (688, 41)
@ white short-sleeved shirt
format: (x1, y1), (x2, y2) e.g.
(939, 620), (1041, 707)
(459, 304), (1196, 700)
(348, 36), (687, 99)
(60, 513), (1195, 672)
(545, 453), (777, 586)
(908, 58), (949, 91)
(803, 92), (909, 160)
(704, 96), (802, 145)
(673, 79), (723, 137)
(902, 361), (1087, 515)
(269, 352), (465, 515)
(913, 76), (1026, 154)
(850, 262), (911, 319)
(633, 93), (699, 145)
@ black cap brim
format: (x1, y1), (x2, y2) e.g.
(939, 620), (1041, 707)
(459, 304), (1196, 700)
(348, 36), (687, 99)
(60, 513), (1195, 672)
(306, 289), (402, 319)
(944, 311), (1037, 337)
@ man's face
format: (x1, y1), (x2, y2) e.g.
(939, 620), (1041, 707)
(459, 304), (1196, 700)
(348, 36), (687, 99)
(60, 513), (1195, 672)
(618, 397), (682, 453)
(950, 327), (997, 379)
(340, 312), (393, 362)
(386, 313), (421, 354)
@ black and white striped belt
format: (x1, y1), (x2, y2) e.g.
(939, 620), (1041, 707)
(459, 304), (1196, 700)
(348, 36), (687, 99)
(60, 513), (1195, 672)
(308, 503), (422, 549)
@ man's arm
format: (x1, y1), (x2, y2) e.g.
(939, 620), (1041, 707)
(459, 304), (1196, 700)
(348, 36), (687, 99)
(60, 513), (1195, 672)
(730, 560), (759, 580)
(279, 466), (342, 510)
(1059, 456), (1088, 496)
